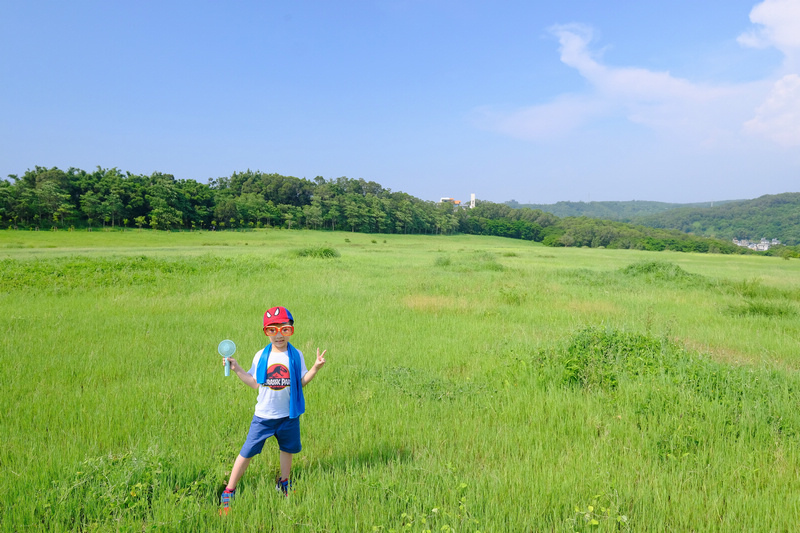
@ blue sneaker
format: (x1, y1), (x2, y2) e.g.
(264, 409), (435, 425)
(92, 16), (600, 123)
(275, 478), (292, 497)
(219, 488), (235, 515)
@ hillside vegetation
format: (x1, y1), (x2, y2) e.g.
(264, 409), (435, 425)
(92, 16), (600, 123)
(633, 193), (800, 245)
(506, 199), (731, 219)
(509, 193), (800, 247)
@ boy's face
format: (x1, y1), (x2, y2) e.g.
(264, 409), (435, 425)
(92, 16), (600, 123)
(264, 322), (293, 350)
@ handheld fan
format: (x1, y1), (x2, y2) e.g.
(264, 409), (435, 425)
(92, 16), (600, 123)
(218, 339), (236, 377)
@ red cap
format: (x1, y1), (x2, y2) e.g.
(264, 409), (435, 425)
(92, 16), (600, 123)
(263, 306), (293, 327)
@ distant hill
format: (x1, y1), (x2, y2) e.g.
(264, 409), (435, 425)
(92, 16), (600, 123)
(505, 199), (735, 220)
(632, 193), (800, 246)
(506, 194), (800, 246)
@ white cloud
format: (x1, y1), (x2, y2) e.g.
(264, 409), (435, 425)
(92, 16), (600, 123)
(738, 0), (800, 144)
(744, 73), (800, 145)
(478, 24), (759, 144)
(479, 3), (800, 150)
(738, 0), (800, 57)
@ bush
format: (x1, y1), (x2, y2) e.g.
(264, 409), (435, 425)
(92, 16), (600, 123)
(434, 256), (452, 267)
(620, 261), (702, 284)
(294, 246), (340, 258)
(562, 327), (671, 390)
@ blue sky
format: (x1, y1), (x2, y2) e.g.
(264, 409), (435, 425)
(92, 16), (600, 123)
(2, 0), (799, 204)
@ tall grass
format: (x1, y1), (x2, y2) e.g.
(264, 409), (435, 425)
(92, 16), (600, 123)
(2, 230), (800, 531)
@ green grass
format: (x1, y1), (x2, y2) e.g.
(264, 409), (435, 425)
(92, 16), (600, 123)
(3, 229), (800, 531)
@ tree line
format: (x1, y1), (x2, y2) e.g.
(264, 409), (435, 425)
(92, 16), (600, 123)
(0, 167), (460, 234)
(1, 166), (786, 256)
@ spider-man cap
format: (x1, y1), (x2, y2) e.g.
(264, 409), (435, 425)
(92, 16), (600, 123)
(263, 306), (294, 327)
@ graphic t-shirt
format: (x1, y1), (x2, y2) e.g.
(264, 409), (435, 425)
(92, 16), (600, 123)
(247, 347), (308, 419)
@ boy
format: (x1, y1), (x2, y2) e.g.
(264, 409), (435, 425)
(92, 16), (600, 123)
(220, 306), (326, 513)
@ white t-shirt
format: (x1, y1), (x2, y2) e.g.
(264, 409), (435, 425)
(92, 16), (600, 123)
(247, 347), (308, 419)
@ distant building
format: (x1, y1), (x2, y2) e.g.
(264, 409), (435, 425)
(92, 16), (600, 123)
(732, 237), (780, 251)
(438, 194), (476, 209)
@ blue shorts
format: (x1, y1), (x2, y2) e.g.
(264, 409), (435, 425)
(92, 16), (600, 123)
(240, 415), (301, 458)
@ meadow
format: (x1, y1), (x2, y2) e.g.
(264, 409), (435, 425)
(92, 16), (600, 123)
(2, 229), (800, 532)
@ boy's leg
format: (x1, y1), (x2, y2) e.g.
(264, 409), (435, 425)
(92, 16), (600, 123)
(227, 454), (252, 491)
(274, 417), (300, 495)
(279, 451), (293, 481)
(275, 417), (300, 482)
(221, 454), (251, 515)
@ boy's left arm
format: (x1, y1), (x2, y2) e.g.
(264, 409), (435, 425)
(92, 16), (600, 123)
(301, 348), (327, 387)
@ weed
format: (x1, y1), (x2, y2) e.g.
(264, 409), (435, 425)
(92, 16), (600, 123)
(561, 327), (671, 390)
(560, 268), (612, 286)
(620, 260), (703, 285)
(568, 492), (629, 531)
(434, 255), (452, 267)
(294, 246), (341, 258)
(382, 367), (482, 401)
(726, 300), (796, 318)
(372, 483), (480, 532)
(44, 448), (217, 528)
(499, 286), (525, 305)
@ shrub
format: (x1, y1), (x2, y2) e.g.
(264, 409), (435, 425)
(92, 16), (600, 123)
(434, 256), (452, 267)
(562, 327), (671, 390)
(294, 246), (340, 258)
(620, 261), (702, 284)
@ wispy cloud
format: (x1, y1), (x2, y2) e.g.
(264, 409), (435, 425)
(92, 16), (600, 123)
(739, 0), (800, 145)
(479, 0), (800, 147)
(743, 73), (800, 145)
(473, 94), (608, 141)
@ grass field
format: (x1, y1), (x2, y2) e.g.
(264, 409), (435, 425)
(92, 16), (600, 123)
(2, 229), (800, 531)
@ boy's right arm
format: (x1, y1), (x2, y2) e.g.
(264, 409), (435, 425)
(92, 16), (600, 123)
(226, 358), (259, 390)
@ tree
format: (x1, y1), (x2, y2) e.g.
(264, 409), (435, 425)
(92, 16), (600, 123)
(80, 191), (102, 227)
(305, 199), (324, 230)
(326, 200), (341, 231)
(102, 191), (124, 227)
(343, 196), (365, 232)
(150, 206), (182, 230)
(34, 181), (71, 227)
(278, 204), (299, 229)
(395, 200), (412, 233)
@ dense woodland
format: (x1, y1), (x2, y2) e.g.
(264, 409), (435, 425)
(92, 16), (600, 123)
(633, 193), (800, 246)
(510, 193), (800, 246)
(507, 199), (728, 219)
(2, 166), (795, 256)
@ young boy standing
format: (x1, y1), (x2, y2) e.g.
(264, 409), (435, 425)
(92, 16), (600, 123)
(220, 306), (326, 513)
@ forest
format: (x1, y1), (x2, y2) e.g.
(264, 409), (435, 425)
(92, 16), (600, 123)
(1, 166), (790, 256)
(509, 193), (800, 246)
(506, 199), (727, 219)
(633, 193), (800, 246)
